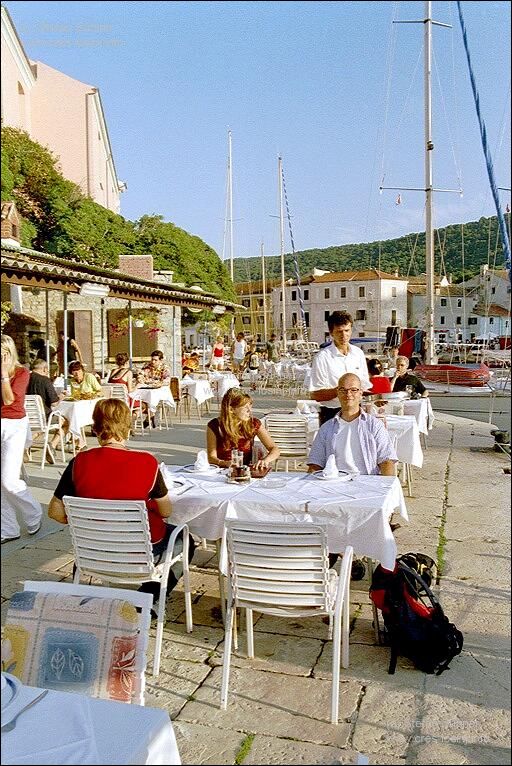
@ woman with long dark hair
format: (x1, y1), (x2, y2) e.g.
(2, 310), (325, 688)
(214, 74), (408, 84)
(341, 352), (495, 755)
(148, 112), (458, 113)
(206, 388), (280, 469)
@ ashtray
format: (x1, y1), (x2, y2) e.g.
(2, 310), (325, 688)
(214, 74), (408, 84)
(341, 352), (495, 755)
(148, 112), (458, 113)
(226, 476), (252, 484)
(258, 478), (287, 489)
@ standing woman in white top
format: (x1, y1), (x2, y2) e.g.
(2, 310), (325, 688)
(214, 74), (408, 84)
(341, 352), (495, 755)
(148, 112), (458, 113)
(231, 332), (247, 377)
(309, 311), (372, 426)
(1, 334), (43, 543)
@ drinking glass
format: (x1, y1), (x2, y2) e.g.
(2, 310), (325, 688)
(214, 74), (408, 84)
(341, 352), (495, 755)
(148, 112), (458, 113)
(405, 385), (414, 398)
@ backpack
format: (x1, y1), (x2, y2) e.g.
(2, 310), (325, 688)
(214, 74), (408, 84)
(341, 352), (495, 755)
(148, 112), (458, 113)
(370, 553), (463, 675)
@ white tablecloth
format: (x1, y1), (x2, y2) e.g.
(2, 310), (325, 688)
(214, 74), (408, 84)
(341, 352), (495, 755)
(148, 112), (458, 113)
(165, 468), (407, 570)
(180, 377), (214, 406)
(54, 399), (100, 439)
(402, 398), (435, 435)
(208, 372), (240, 399)
(132, 387), (175, 412)
(1, 680), (181, 765)
(385, 414), (424, 467)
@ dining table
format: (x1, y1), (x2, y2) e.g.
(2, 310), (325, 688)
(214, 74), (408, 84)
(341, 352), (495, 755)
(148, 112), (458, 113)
(1, 675), (181, 765)
(163, 466), (408, 571)
(132, 385), (176, 413)
(54, 398), (101, 441)
(180, 376), (215, 407)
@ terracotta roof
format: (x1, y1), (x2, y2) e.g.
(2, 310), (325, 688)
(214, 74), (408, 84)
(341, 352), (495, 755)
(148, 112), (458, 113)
(408, 285), (468, 297)
(472, 303), (511, 318)
(311, 268), (407, 283)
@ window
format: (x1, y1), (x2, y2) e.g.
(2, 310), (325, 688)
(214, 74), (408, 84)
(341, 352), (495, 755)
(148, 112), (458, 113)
(489, 317), (494, 324)
(391, 310), (397, 325)
(292, 312), (297, 327)
(304, 312), (310, 327)
(457, 299), (462, 308)
(359, 286), (365, 298)
(324, 310), (330, 322)
(440, 298), (447, 307)
(258, 298), (263, 307)
(391, 286), (397, 297)
(358, 332), (365, 337)
(258, 316), (263, 324)
(456, 316), (462, 325)
(242, 316), (250, 325)
(280, 292), (282, 302)
(242, 299), (250, 308)
(355, 310), (366, 321)
(440, 316), (445, 325)
(324, 288), (330, 299)
(491, 287), (496, 294)
(468, 317), (477, 326)
(303, 289), (309, 300)
(340, 287), (346, 298)
(291, 290), (297, 301)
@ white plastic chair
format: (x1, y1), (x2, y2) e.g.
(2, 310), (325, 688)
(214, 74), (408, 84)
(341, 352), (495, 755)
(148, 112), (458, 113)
(263, 413), (310, 471)
(24, 394), (65, 469)
(220, 521), (353, 724)
(129, 391), (150, 434)
(19, 580), (152, 705)
(62, 496), (193, 677)
(108, 383), (130, 404)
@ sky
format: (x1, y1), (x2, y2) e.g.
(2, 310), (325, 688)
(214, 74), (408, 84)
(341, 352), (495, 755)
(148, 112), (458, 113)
(5, 1), (511, 270)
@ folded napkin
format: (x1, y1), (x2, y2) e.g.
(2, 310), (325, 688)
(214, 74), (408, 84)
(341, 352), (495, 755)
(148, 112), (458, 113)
(322, 454), (339, 479)
(194, 449), (211, 471)
(159, 463), (175, 491)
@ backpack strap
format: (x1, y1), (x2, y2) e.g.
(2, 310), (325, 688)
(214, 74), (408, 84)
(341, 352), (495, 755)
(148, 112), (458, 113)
(398, 561), (442, 612)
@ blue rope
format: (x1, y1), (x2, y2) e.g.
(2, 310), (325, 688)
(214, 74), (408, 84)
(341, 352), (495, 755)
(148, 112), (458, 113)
(457, 1), (511, 285)
(281, 163), (308, 342)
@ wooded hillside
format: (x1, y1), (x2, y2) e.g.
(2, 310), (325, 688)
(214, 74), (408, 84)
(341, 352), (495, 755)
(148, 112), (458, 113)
(233, 215), (509, 284)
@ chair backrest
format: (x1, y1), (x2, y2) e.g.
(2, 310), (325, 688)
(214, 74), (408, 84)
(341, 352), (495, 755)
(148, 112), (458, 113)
(109, 383), (130, 404)
(24, 394), (46, 431)
(225, 521), (332, 615)
(100, 384), (113, 399)
(170, 376), (181, 402)
(62, 496), (156, 582)
(263, 413), (310, 457)
(3, 581), (152, 705)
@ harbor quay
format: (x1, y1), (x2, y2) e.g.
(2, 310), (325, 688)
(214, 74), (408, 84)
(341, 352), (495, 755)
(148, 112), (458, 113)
(1, 392), (510, 765)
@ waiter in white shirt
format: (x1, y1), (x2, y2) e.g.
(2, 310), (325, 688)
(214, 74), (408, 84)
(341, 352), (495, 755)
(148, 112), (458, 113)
(309, 310), (372, 425)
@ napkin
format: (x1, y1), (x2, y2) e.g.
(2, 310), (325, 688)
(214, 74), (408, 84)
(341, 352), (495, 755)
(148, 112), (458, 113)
(159, 462), (175, 491)
(194, 449), (210, 471)
(322, 454), (339, 479)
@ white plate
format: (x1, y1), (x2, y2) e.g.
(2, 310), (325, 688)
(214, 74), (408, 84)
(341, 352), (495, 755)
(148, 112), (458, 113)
(312, 470), (352, 482)
(180, 464), (220, 474)
(1, 673), (21, 711)
(258, 478), (287, 489)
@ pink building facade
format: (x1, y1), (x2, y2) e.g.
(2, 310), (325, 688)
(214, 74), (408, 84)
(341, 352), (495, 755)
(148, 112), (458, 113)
(1, 6), (125, 214)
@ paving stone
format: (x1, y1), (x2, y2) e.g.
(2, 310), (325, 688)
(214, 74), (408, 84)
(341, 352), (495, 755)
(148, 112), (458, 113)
(408, 740), (511, 765)
(244, 735), (364, 764)
(157, 622), (224, 664)
(172, 721), (246, 765)
(1, 566), (63, 599)
(144, 658), (214, 719)
(352, 685), (422, 757)
(211, 630), (324, 676)
(314, 643), (424, 689)
(179, 666), (360, 747)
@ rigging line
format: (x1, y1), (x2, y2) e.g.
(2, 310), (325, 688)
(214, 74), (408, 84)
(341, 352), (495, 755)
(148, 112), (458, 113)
(280, 163), (308, 344)
(456, 1), (511, 283)
(448, 0), (464, 193)
(432, 46), (463, 190)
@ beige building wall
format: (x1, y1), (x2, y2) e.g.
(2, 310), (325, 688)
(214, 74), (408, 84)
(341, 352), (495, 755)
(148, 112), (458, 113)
(1, 6), (35, 132)
(1, 8), (123, 214)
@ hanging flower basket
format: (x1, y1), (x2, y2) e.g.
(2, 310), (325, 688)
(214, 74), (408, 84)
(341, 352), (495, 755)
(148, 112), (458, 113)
(109, 310), (162, 338)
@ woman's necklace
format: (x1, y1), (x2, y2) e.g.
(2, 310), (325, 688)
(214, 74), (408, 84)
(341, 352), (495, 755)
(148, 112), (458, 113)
(101, 441), (127, 449)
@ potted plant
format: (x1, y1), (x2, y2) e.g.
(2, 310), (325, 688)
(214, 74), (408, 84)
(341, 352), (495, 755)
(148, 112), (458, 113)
(109, 309), (162, 339)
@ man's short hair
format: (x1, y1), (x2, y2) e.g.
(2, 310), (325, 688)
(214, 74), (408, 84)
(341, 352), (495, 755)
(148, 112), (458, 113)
(32, 358), (48, 371)
(68, 361), (83, 374)
(396, 355), (409, 366)
(150, 350), (164, 360)
(328, 310), (353, 331)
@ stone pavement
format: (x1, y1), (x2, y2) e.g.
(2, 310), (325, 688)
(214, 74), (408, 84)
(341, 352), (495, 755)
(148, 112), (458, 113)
(1, 394), (510, 765)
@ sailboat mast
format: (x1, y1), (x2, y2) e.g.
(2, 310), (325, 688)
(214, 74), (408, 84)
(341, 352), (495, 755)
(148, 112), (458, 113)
(278, 155), (286, 351)
(424, 1), (437, 365)
(261, 241), (268, 341)
(228, 130), (234, 282)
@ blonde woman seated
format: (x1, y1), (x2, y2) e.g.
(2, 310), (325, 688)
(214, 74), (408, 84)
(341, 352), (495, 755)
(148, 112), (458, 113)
(206, 388), (280, 470)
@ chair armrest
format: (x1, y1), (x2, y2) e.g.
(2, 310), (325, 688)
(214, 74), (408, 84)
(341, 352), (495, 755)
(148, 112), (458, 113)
(160, 523), (190, 572)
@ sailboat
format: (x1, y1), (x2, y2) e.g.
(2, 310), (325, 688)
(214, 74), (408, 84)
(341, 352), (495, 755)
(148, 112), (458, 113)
(380, 3), (510, 408)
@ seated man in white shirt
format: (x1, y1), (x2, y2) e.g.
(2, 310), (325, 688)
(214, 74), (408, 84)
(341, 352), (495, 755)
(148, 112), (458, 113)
(307, 372), (398, 578)
(309, 311), (372, 426)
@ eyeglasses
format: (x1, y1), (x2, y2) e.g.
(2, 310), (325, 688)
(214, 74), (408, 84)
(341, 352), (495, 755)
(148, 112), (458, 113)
(337, 387), (361, 395)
